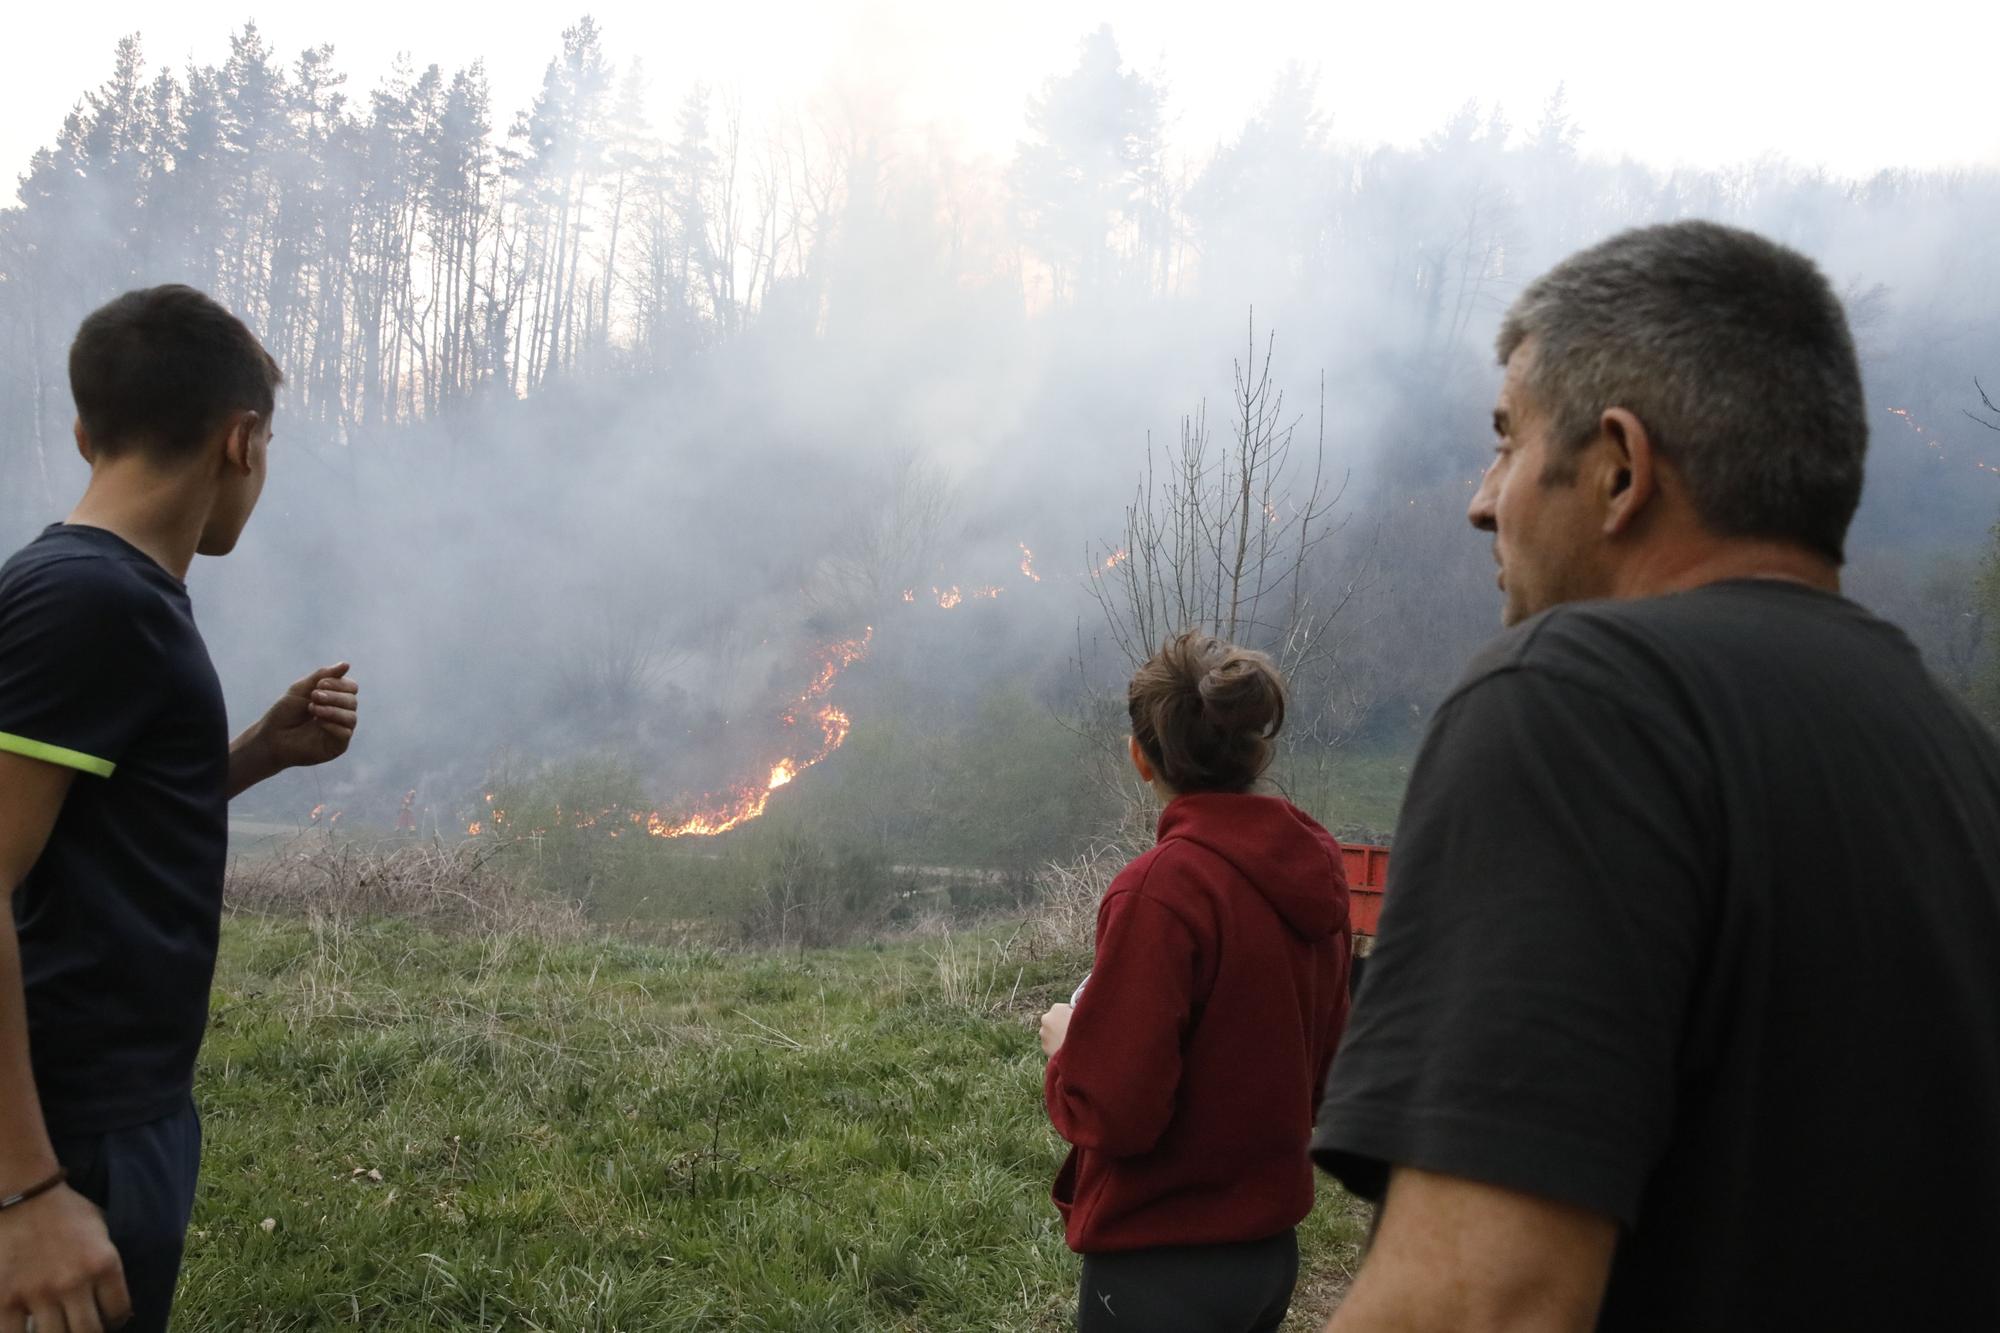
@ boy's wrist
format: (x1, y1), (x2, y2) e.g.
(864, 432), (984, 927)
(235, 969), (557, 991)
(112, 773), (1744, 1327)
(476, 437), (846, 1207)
(232, 718), (270, 764)
(0, 1141), (60, 1194)
(227, 721), (284, 790)
(0, 1165), (66, 1210)
(0, 1081), (62, 1191)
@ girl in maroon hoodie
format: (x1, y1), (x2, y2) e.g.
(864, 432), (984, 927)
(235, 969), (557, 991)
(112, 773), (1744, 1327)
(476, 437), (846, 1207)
(1040, 632), (1351, 1332)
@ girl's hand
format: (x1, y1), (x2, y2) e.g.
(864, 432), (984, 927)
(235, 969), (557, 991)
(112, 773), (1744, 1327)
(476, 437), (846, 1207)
(1040, 1003), (1074, 1058)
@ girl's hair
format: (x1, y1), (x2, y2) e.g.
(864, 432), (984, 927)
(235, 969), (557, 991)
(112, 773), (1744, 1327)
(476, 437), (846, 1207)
(1127, 631), (1286, 793)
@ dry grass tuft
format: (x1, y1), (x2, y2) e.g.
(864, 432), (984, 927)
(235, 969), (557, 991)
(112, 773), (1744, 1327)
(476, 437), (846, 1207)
(225, 835), (588, 938)
(1019, 797), (1155, 958)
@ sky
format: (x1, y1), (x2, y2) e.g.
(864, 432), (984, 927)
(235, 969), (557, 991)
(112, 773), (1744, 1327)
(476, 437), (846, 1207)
(5, 0), (1998, 188)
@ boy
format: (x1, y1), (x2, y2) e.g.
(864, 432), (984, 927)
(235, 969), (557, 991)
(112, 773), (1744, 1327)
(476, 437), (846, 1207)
(0, 286), (360, 1332)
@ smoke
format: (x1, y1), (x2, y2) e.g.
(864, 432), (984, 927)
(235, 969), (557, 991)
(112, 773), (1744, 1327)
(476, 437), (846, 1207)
(3, 21), (1997, 841)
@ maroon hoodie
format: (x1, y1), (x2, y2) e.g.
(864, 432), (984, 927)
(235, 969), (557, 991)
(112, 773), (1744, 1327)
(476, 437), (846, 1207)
(1046, 792), (1351, 1253)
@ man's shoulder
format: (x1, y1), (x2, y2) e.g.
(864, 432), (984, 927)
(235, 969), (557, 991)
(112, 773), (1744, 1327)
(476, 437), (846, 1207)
(1443, 600), (1660, 706)
(1445, 584), (1837, 711)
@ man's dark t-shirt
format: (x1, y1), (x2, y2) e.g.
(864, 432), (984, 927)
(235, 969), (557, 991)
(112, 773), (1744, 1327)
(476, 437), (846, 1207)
(1313, 580), (2000, 1329)
(0, 524), (229, 1135)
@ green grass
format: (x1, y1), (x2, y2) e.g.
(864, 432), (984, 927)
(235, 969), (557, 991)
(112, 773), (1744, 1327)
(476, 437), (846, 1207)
(1276, 747), (1414, 844)
(183, 916), (1367, 1330)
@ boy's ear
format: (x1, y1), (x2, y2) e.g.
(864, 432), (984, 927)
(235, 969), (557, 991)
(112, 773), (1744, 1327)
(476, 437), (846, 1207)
(221, 411), (262, 474)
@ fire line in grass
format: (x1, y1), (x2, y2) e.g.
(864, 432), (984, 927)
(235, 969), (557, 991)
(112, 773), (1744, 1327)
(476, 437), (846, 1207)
(469, 628), (873, 841)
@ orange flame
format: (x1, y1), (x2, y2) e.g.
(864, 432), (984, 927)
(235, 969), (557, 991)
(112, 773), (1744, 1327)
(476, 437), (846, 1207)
(1888, 406), (2000, 478)
(642, 628), (874, 839)
(1888, 406), (1938, 449)
(1088, 548), (1136, 580)
(1019, 543), (1042, 583)
(469, 632), (872, 843)
(817, 705), (851, 750)
(803, 628), (871, 699)
(935, 586), (963, 609)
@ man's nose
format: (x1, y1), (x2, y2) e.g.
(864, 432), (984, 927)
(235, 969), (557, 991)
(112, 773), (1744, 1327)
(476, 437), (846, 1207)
(1468, 465), (1498, 532)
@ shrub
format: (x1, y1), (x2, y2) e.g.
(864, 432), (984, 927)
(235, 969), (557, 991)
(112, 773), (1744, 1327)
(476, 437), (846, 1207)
(737, 830), (909, 950)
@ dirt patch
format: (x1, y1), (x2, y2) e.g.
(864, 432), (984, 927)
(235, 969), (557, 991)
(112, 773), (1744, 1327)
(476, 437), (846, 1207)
(1285, 1262), (1354, 1328)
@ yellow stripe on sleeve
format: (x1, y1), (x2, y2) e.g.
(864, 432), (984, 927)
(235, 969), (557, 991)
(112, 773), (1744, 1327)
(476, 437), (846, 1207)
(0, 731), (116, 778)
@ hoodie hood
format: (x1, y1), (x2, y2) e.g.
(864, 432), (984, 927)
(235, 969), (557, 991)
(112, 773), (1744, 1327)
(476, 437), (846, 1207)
(1156, 793), (1348, 940)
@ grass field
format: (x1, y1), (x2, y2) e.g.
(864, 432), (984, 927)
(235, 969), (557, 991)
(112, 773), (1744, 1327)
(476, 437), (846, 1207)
(180, 913), (1368, 1330)
(1278, 748), (1413, 845)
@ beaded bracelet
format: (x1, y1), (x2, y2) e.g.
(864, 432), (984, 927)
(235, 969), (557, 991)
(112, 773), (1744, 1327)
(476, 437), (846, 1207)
(0, 1167), (67, 1211)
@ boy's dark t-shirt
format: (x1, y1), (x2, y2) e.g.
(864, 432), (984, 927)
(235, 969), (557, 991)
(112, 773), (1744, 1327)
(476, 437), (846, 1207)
(1312, 579), (2000, 1329)
(0, 524), (229, 1135)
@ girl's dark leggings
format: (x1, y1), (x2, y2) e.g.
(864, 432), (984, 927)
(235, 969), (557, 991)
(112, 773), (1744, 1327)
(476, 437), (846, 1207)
(1078, 1228), (1300, 1332)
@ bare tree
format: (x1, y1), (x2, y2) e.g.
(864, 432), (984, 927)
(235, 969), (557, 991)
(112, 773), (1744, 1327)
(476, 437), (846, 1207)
(1088, 314), (1354, 688)
(552, 579), (686, 720)
(1967, 378), (2000, 433)
(804, 451), (958, 619)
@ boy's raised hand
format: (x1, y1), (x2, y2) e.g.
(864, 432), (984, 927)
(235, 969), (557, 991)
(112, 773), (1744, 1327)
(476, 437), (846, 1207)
(228, 663), (359, 799)
(261, 662), (359, 768)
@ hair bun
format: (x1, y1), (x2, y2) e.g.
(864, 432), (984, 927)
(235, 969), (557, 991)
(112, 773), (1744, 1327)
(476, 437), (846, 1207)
(1126, 632), (1287, 793)
(1198, 650), (1285, 738)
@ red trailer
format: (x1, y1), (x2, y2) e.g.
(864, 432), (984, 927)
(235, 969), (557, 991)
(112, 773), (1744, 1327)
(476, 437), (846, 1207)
(1341, 842), (1390, 937)
(1342, 842), (1390, 995)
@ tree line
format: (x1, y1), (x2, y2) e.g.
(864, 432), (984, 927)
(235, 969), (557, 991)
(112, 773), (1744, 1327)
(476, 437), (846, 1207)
(3, 17), (1997, 769)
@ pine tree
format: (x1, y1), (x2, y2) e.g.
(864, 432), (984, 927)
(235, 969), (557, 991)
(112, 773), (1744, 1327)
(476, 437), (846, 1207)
(77, 34), (153, 280)
(665, 87), (717, 324)
(505, 17), (611, 390)
(217, 22), (288, 318)
(1187, 65), (1330, 294)
(594, 59), (650, 368)
(1008, 26), (1167, 304)
(274, 44), (352, 427)
(431, 64), (497, 404)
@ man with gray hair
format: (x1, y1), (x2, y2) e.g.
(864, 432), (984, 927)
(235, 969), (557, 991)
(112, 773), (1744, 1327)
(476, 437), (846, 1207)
(1311, 220), (2000, 1330)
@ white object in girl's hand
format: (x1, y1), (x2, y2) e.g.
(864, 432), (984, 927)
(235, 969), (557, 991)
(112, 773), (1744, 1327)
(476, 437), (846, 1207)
(1071, 972), (1090, 1005)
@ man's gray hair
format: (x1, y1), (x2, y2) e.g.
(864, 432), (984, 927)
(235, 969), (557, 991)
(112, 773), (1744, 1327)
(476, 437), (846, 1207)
(1497, 220), (1867, 562)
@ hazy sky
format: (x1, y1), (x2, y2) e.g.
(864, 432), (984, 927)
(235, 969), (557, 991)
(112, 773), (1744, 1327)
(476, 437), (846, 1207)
(7, 1), (1998, 190)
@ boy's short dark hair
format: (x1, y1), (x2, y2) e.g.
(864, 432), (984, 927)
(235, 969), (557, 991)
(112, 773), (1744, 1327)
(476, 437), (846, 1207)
(68, 285), (284, 461)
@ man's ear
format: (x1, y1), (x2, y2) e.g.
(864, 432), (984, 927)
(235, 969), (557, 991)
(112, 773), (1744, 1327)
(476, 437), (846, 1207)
(72, 418), (93, 465)
(1596, 407), (1657, 537)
